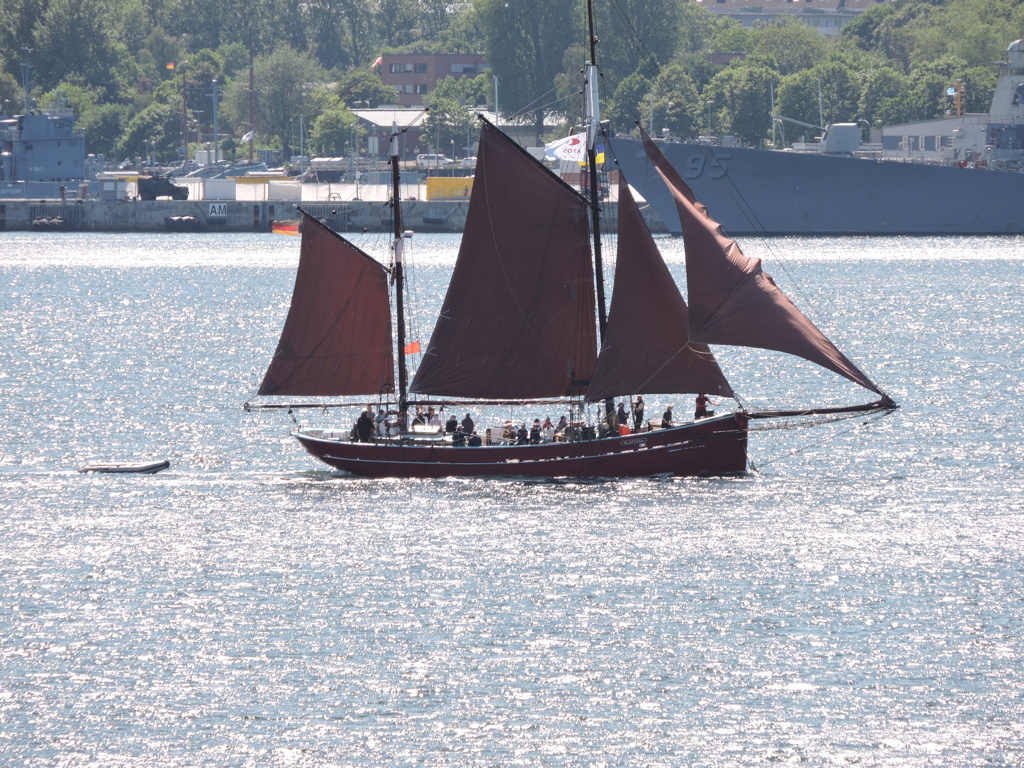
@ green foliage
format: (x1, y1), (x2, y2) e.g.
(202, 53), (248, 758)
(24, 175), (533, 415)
(422, 76), (479, 156)
(335, 70), (399, 108)
(3, 0), (1019, 160)
(596, 0), (685, 85)
(475, 0), (582, 142)
(752, 17), (829, 77)
(221, 44), (327, 155)
(117, 100), (180, 160)
(80, 103), (132, 157)
(650, 61), (700, 138)
(705, 60), (779, 146)
(309, 104), (362, 156)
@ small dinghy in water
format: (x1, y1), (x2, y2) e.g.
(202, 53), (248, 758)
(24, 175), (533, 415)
(78, 460), (170, 474)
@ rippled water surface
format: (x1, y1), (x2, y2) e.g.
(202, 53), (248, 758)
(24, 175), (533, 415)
(2, 232), (1023, 766)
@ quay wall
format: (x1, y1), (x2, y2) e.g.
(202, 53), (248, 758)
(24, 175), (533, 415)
(0, 197), (666, 235)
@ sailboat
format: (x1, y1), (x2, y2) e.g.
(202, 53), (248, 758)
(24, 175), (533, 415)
(245, 15), (895, 479)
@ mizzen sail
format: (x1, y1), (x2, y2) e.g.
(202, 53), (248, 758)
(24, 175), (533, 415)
(640, 130), (882, 395)
(586, 175), (733, 402)
(410, 120), (598, 400)
(258, 213), (395, 397)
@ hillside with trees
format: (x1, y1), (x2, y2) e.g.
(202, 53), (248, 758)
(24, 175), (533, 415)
(2, 0), (1022, 162)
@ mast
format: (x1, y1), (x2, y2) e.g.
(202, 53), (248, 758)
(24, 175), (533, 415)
(390, 124), (410, 423)
(585, 0), (617, 427)
(248, 50), (255, 164)
(585, 0), (608, 340)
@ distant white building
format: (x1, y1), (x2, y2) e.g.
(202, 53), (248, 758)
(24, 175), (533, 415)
(694, 0), (880, 37)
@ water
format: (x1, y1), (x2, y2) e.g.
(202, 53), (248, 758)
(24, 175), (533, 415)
(2, 232), (1023, 766)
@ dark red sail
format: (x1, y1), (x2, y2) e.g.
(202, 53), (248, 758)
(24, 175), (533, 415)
(640, 130), (882, 395)
(259, 214), (395, 396)
(586, 176), (733, 402)
(410, 121), (598, 399)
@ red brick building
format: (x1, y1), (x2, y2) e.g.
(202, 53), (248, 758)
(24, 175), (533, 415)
(374, 54), (489, 108)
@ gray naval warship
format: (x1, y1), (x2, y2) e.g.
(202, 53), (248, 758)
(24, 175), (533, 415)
(614, 39), (1024, 236)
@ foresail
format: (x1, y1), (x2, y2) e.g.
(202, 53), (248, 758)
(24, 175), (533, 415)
(586, 175), (733, 402)
(639, 130), (882, 395)
(258, 214), (395, 397)
(409, 120), (598, 400)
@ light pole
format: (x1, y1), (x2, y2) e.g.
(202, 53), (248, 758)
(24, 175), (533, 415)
(706, 100), (714, 136)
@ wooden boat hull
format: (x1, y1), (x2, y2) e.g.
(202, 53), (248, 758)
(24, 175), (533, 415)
(292, 413), (748, 479)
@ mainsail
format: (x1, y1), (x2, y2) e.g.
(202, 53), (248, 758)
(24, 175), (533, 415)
(410, 120), (598, 400)
(258, 215), (395, 397)
(586, 175), (734, 402)
(639, 130), (882, 396)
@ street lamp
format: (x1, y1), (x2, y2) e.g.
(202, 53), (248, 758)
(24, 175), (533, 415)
(706, 100), (714, 136)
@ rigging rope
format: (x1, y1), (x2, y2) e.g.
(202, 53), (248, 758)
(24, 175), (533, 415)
(749, 409), (892, 469)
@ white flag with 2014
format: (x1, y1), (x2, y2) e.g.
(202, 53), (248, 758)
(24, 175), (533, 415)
(544, 132), (587, 163)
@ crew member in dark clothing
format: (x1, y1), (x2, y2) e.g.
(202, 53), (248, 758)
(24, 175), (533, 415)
(461, 412), (475, 434)
(445, 413), (458, 433)
(355, 410), (374, 442)
(662, 404), (674, 428)
(633, 396), (645, 431)
(694, 393), (717, 419)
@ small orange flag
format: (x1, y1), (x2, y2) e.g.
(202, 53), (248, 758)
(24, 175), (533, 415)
(166, 62), (176, 70)
(404, 341), (421, 354)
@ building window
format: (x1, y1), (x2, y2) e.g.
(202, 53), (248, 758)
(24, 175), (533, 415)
(390, 63), (402, 73)
(450, 64), (477, 74)
(414, 84), (428, 94)
(414, 63), (428, 74)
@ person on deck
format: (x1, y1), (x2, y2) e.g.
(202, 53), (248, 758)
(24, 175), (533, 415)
(529, 420), (542, 444)
(427, 407), (442, 428)
(617, 402), (628, 427)
(516, 424), (529, 445)
(662, 404), (674, 428)
(633, 396), (645, 431)
(355, 409), (374, 442)
(461, 412), (475, 434)
(445, 413), (458, 433)
(694, 393), (717, 420)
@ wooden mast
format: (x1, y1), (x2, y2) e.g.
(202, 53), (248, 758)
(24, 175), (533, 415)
(390, 124), (410, 425)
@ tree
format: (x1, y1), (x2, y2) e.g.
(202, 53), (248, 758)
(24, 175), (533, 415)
(606, 69), (652, 135)
(857, 66), (912, 128)
(595, 0), (684, 86)
(422, 76), (477, 157)
(335, 69), (398, 108)
(475, 0), (581, 143)
(309, 103), (361, 156)
(31, 0), (139, 101)
(116, 101), (180, 161)
(752, 17), (829, 77)
(650, 61), (700, 139)
(80, 103), (131, 157)
(677, 2), (739, 56)
(705, 60), (779, 146)
(222, 44), (327, 156)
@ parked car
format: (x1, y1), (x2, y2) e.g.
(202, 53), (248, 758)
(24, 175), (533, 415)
(416, 154), (453, 171)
